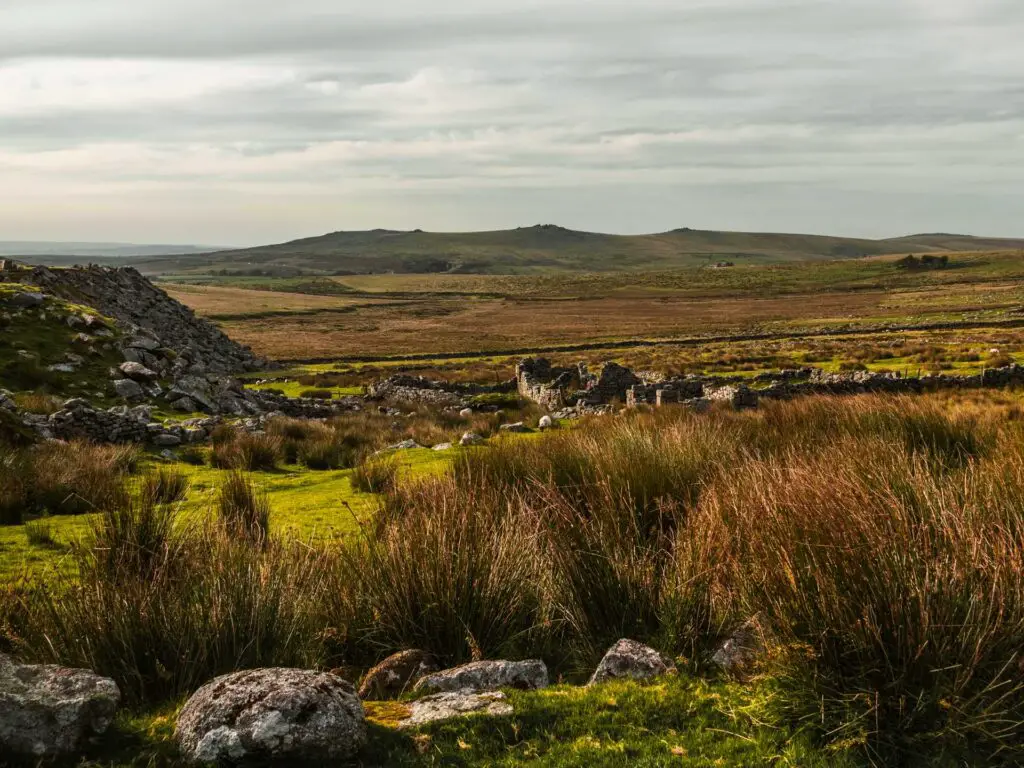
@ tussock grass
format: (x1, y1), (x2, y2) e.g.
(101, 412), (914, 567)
(0, 441), (137, 523)
(210, 429), (282, 471)
(350, 456), (400, 495)
(139, 467), (189, 506)
(217, 471), (271, 544)
(10, 393), (1024, 762)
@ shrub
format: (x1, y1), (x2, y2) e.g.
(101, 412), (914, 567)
(140, 467), (189, 505)
(89, 496), (178, 582)
(0, 449), (27, 525)
(23, 527), (326, 704)
(13, 393), (62, 415)
(217, 471), (270, 543)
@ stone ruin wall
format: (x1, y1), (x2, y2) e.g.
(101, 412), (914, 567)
(515, 356), (1024, 412)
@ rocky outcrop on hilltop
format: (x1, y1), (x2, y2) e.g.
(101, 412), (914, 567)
(0, 260), (264, 375)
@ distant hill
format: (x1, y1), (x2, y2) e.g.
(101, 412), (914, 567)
(104, 226), (1024, 276)
(0, 241), (219, 266)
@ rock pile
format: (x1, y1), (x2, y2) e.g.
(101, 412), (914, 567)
(3, 262), (264, 375)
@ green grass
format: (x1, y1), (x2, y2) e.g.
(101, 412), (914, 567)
(0, 447), (450, 581)
(0, 282), (124, 402)
(247, 379), (363, 399)
(65, 675), (864, 768)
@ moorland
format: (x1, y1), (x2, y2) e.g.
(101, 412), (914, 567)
(2, 237), (1024, 767)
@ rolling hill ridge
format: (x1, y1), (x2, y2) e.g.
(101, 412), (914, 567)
(128, 225), (1024, 276)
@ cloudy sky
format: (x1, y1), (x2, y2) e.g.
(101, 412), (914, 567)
(1, 0), (1022, 246)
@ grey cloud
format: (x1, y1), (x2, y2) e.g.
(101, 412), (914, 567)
(0, 0), (1022, 242)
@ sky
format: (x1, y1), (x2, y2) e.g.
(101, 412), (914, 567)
(1, 0), (1022, 246)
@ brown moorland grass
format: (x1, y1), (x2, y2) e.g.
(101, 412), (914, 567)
(8, 393), (1024, 763)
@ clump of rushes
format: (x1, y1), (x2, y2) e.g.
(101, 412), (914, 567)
(351, 456), (400, 494)
(27, 441), (137, 517)
(140, 467), (190, 505)
(217, 471), (271, 544)
(210, 430), (282, 471)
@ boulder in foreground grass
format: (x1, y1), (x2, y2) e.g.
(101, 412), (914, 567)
(588, 639), (677, 685)
(175, 668), (366, 765)
(414, 660), (548, 695)
(398, 690), (513, 728)
(358, 650), (438, 701)
(460, 431), (485, 446)
(0, 653), (121, 758)
(712, 622), (764, 679)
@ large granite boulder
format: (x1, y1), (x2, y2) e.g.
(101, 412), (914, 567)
(358, 650), (438, 701)
(175, 668), (366, 765)
(0, 654), (121, 758)
(588, 639), (676, 685)
(414, 660), (548, 695)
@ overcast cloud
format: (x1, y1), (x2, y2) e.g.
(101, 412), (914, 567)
(1, 0), (1022, 245)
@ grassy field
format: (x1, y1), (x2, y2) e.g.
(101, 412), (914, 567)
(160, 252), (1024, 379)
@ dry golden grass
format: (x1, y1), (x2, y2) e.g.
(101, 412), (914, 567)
(162, 283), (388, 318)
(213, 291), (894, 360)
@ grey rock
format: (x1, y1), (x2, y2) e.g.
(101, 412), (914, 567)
(398, 690), (512, 729)
(712, 622), (763, 678)
(387, 439), (421, 451)
(499, 422), (533, 434)
(113, 379), (145, 401)
(414, 660), (548, 695)
(171, 397), (197, 413)
(432, 442), (453, 451)
(588, 639), (676, 685)
(538, 415), (554, 430)
(460, 432), (485, 446)
(0, 653), (121, 758)
(459, 407), (473, 418)
(357, 650), (438, 701)
(175, 668), (366, 765)
(119, 361), (158, 383)
(152, 433), (182, 447)
(47, 363), (77, 374)
(127, 336), (161, 351)
(9, 292), (45, 308)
